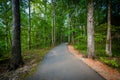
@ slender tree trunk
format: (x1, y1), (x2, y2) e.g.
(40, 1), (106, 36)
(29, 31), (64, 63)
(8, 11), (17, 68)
(28, 0), (31, 50)
(5, 3), (8, 51)
(68, 14), (71, 43)
(106, 0), (112, 56)
(67, 5), (71, 43)
(68, 26), (71, 43)
(71, 2), (74, 44)
(60, 29), (62, 43)
(71, 17), (75, 44)
(83, 25), (86, 36)
(43, 0), (47, 47)
(52, 0), (56, 46)
(9, 29), (12, 47)
(9, 0), (23, 70)
(5, 22), (8, 51)
(87, 0), (95, 58)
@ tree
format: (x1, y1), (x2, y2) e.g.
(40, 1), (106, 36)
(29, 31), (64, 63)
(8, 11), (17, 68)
(68, 13), (71, 43)
(52, 0), (56, 46)
(43, 0), (47, 47)
(9, 0), (23, 70)
(106, 0), (112, 56)
(87, 0), (95, 58)
(28, 0), (31, 50)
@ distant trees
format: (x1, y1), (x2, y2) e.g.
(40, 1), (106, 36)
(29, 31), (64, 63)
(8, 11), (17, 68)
(0, 0), (12, 53)
(9, 0), (23, 70)
(87, 0), (95, 58)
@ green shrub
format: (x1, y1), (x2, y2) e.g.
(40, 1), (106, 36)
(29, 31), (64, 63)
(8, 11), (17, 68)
(100, 57), (119, 68)
(74, 35), (87, 54)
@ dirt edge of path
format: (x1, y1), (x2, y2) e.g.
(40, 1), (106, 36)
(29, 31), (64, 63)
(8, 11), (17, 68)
(68, 45), (120, 80)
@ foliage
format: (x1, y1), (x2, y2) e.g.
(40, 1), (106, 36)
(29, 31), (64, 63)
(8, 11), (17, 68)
(0, 41), (6, 56)
(74, 36), (87, 54)
(0, 0), (120, 71)
(20, 47), (51, 79)
(100, 57), (120, 68)
(75, 23), (120, 58)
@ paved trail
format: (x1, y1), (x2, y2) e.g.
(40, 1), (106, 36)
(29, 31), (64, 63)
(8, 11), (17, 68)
(26, 44), (105, 80)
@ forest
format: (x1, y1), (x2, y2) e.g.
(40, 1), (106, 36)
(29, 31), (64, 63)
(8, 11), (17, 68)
(0, 0), (120, 79)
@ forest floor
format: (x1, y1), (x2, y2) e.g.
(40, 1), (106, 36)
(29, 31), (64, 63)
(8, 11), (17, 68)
(0, 47), (51, 80)
(68, 45), (120, 80)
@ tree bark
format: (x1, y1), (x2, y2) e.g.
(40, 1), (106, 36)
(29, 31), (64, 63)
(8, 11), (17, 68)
(87, 0), (95, 58)
(28, 0), (31, 50)
(71, 17), (75, 44)
(5, 19), (8, 51)
(43, 0), (47, 47)
(60, 28), (63, 43)
(106, 0), (112, 56)
(68, 14), (71, 43)
(52, 0), (56, 46)
(9, 0), (23, 70)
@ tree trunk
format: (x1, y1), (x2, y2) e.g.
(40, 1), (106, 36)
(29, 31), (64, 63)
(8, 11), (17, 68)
(9, 0), (23, 70)
(68, 14), (71, 43)
(9, 28), (12, 47)
(60, 29), (63, 43)
(83, 25), (87, 36)
(43, 0), (47, 47)
(4, 3), (8, 51)
(87, 0), (95, 58)
(28, 0), (31, 50)
(106, 0), (112, 56)
(52, 0), (56, 46)
(71, 17), (75, 44)
(5, 22), (8, 51)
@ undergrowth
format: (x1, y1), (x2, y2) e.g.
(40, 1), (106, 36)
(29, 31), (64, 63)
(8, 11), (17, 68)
(0, 47), (51, 80)
(20, 47), (51, 79)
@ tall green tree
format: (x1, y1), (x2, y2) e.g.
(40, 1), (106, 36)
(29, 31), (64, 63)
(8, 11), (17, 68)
(52, 0), (56, 46)
(9, 0), (23, 70)
(28, 0), (31, 50)
(87, 0), (95, 58)
(106, 0), (112, 56)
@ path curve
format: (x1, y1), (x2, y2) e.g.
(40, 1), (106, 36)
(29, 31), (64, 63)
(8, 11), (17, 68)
(26, 43), (105, 80)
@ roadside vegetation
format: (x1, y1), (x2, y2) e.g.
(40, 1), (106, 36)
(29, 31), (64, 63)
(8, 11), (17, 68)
(0, 47), (51, 80)
(74, 24), (120, 71)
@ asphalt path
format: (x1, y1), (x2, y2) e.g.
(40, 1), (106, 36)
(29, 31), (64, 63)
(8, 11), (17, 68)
(26, 43), (105, 80)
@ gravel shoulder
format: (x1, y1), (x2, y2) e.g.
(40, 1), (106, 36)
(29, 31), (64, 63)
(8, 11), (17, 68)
(68, 45), (120, 80)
